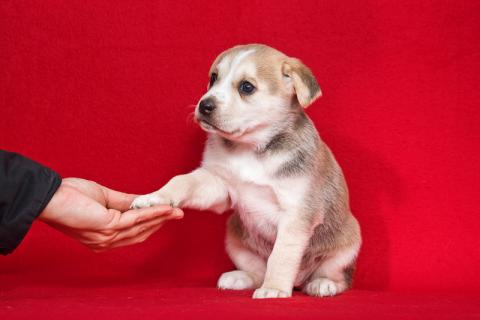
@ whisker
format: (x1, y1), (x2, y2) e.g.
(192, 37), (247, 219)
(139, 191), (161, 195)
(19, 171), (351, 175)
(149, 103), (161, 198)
(186, 111), (198, 126)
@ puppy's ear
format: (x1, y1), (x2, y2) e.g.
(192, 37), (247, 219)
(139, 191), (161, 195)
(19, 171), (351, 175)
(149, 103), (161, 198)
(282, 58), (322, 108)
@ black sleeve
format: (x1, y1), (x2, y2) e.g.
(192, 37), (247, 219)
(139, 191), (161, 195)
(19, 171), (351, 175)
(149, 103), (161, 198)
(0, 150), (61, 255)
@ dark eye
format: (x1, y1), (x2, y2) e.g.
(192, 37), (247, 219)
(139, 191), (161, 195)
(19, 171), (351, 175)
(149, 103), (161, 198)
(239, 81), (255, 94)
(209, 73), (217, 87)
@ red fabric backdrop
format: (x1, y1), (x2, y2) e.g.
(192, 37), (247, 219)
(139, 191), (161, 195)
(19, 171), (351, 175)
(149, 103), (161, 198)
(1, 0), (479, 298)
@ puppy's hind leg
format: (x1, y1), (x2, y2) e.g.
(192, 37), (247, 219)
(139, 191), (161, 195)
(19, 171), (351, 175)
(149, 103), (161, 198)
(303, 243), (360, 297)
(218, 215), (267, 290)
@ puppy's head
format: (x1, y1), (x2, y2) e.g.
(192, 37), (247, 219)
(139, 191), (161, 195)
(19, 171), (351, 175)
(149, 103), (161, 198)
(195, 44), (321, 142)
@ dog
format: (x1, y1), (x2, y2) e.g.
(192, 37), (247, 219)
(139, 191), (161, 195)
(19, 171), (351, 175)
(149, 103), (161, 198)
(131, 44), (361, 299)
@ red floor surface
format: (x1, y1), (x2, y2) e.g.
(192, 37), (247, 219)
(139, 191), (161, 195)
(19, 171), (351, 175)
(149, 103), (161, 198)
(1, 0), (480, 318)
(1, 277), (479, 320)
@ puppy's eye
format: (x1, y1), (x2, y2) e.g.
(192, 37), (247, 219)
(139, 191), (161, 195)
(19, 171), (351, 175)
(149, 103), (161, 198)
(209, 73), (217, 87)
(239, 81), (255, 94)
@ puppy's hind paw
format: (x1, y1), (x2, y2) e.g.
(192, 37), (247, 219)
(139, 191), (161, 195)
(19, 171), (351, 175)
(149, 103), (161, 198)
(303, 278), (343, 297)
(218, 271), (257, 290)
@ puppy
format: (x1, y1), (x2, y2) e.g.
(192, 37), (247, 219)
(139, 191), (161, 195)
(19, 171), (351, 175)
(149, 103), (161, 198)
(131, 44), (361, 299)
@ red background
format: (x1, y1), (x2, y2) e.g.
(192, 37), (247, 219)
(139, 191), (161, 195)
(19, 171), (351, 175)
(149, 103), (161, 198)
(1, 1), (479, 318)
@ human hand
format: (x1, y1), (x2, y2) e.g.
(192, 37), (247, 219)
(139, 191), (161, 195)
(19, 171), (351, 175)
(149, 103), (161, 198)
(39, 178), (183, 252)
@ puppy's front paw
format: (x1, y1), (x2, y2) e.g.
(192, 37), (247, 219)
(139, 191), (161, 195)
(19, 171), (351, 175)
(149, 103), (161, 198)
(253, 287), (291, 299)
(303, 278), (341, 297)
(218, 270), (257, 290)
(130, 193), (171, 209)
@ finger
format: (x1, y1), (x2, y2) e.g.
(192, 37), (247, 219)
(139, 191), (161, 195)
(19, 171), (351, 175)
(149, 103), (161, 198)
(110, 205), (182, 230)
(98, 224), (164, 251)
(75, 217), (165, 251)
(100, 185), (139, 211)
(76, 208), (182, 243)
(109, 214), (178, 242)
(77, 207), (182, 246)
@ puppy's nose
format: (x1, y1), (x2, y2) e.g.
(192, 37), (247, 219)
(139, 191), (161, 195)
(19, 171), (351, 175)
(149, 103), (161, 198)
(199, 98), (216, 116)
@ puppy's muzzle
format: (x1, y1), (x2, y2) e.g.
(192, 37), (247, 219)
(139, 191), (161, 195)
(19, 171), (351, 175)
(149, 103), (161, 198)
(199, 98), (216, 117)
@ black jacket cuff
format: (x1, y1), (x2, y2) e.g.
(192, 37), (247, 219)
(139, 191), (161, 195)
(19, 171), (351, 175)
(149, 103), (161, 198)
(0, 151), (61, 255)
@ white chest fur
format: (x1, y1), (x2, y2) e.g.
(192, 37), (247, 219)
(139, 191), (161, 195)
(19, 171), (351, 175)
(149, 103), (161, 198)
(203, 141), (308, 241)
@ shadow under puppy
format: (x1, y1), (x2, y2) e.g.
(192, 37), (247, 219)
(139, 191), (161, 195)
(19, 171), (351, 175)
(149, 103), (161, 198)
(132, 44), (361, 299)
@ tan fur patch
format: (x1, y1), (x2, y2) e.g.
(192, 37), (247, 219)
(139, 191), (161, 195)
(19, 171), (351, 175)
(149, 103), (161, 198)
(209, 44), (286, 96)
(282, 58), (322, 107)
(208, 44), (263, 77)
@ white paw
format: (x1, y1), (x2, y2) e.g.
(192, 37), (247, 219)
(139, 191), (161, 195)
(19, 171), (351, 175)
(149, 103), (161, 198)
(303, 278), (340, 297)
(130, 193), (171, 209)
(217, 271), (257, 290)
(253, 287), (291, 299)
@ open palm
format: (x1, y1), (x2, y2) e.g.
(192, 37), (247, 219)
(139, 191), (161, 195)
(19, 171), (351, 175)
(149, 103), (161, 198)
(39, 178), (183, 252)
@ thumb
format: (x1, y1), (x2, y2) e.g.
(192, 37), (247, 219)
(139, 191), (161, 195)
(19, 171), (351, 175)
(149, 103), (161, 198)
(101, 185), (139, 212)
